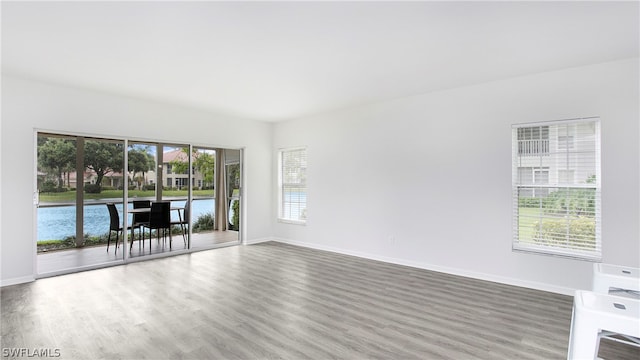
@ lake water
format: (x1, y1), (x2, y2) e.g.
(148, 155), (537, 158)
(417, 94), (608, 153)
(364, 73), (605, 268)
(38, 199), (218, 241)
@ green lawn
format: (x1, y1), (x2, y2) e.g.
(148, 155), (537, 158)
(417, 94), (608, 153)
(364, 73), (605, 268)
(40, 189), (214, 202)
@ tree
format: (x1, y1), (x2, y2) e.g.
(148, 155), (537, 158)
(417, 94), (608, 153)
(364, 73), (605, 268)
(84, 140), (124, 189)
(128, 148), (154, 189)
(194, 151), (215, 187)
(38, 138), (76, 190)
(226, 162), (240, 197)
(170, 148), (215, 188)
(169, 147), (191, 175)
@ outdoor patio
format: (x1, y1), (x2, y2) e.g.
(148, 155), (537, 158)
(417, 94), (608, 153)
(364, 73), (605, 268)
(37, 230), (239, 275)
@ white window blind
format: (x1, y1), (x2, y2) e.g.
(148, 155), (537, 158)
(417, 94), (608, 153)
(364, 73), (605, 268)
(512, 118), (601, 260)
(278, 147), (307, 223)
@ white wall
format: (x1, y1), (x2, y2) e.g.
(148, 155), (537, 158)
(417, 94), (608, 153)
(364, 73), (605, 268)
(3, 59), (638, 292)
(0, 75), (273, 285)
(273, 58), (640, 295)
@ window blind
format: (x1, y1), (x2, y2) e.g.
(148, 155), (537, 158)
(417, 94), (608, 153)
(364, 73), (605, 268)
(512, 118), (601, 260)
(279, 147), (307, 223)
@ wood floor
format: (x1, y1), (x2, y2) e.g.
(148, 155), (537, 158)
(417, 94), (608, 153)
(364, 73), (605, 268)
(2, 242), (638, 359)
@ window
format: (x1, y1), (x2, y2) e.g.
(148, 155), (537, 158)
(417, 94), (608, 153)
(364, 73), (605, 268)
(558, 170), (575, 184)
(278, 147), (307, 224)
(557, 136), (575, 150)
(517, 167), (549, 197)
(517, 126), (549, 156)
(557, 124), (576, 150)
(512, 118), (601, 260)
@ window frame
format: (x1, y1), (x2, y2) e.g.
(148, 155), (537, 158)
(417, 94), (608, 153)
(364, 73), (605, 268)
(512, 117), (601, 261)
(277, 147), (307, 225)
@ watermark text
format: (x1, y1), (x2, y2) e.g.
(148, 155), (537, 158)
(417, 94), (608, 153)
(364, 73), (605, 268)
(2, 348), (61, 358)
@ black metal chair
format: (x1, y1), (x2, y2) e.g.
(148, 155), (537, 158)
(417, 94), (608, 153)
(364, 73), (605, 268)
(106, 203), (138, 253)
(131, 200), (151, 252)
(143, 201), (172, 250)
(170, 205), (189, 246)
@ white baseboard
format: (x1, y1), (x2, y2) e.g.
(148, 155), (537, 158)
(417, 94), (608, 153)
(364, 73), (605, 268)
(272, 238), (575, 296)
(1, 275), (35, 287)
(244, 236), (276, 245)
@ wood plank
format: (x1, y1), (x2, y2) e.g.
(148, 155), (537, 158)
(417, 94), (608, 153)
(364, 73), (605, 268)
(2, 242), (638, 359)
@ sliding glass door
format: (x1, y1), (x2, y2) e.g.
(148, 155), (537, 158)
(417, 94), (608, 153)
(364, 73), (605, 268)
(36, 131), (242, 276)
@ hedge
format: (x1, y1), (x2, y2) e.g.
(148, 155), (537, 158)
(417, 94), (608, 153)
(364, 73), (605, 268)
(533, 216), (596, 249)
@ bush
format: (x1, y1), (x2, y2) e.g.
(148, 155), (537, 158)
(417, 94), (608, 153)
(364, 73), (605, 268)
(231, 200), (240, 230)
(41, 180), (58, 193)
(193, 212), (214, 232)
(84, 184), (102, 193)
(37, 238), (75, 252)
(41, 180), (68, 193)
(533, 217), (596, 249)
(519, 197), (541, 208)
(144, 184), (156, 191)
(542, 189), (596, 216)
(38, 233), (116, 253)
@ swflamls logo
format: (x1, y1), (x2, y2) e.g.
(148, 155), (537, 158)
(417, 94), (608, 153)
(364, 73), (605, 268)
(2, 348), (61, 358)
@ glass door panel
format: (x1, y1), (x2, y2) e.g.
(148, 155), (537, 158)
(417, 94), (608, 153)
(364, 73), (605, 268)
(191, 147), (241, 249)
(36, 134), (79, 273)
(127, 142), (156, 257)
(190, 147), (216, 250)
(226, 149), (241, 235)
(158, 144), (190, 253)
(36, 134), (126, 275)
(82, 137), (125, 265)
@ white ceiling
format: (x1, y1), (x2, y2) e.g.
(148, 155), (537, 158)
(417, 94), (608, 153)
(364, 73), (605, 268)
(2, 1), (638, 122)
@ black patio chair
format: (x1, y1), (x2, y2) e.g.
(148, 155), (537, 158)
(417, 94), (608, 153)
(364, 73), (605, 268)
(131, 200), (151, 252)
(106, 203), (139, 253)
(143, 201), (172, 251)
(170, 205), (189, 246)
